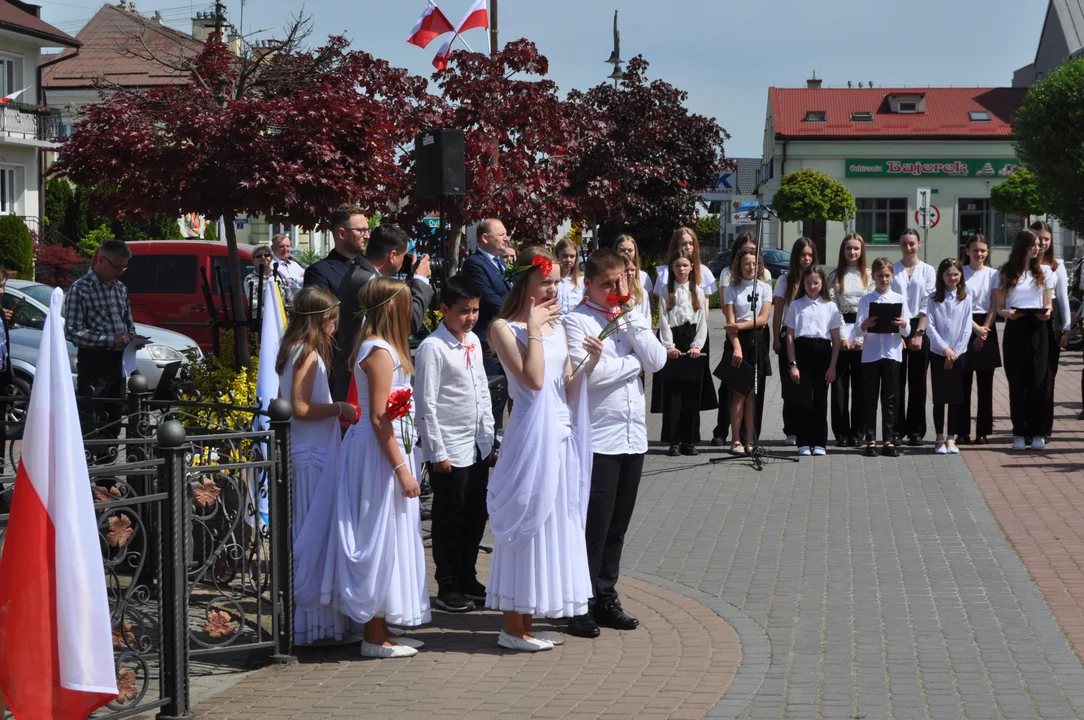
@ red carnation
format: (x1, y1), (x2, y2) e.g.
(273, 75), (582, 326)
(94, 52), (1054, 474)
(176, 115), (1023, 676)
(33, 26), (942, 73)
(606, 292), (632, 306)
(531, 255), (553, 277)
(386, 388), (413, 421)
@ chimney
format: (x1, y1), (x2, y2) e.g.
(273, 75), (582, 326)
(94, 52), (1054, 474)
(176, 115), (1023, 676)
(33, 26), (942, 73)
(191, 11), (218, 43)
(806, 72), (822, 89)
(227, 33), (242, 56)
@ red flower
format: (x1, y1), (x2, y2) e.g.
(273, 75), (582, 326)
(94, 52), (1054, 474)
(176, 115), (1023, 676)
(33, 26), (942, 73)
(386, 388), (413, 421)
(340, 375), (361, 429)
(531, 255), (553, 277)
(606, 292), (631, 306)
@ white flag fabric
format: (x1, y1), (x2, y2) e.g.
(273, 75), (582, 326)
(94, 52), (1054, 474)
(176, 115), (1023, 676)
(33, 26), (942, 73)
(251, 278), (287, 525)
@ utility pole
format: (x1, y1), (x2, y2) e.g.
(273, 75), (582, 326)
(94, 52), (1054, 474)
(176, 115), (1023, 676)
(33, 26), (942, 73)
(489, 0), (498, 55)
(213, 0), (226, 39)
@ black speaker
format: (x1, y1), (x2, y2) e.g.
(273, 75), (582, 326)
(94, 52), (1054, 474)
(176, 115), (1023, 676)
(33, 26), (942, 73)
(415, 129), (466, 198)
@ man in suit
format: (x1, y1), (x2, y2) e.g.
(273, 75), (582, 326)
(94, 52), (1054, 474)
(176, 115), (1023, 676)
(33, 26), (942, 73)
(332, 224), (433, 401)
(460, 218), (511, 374)
(303, 204), (370, 297)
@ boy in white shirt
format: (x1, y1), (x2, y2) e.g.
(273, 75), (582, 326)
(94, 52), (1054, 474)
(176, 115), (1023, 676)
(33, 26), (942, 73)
(564, 249), (667, 639)
(891, 229), (937, 446)
(415, 276), (495, 613)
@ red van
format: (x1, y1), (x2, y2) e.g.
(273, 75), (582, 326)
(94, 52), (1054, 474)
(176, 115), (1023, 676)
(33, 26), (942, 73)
(122, 241), (257, 350)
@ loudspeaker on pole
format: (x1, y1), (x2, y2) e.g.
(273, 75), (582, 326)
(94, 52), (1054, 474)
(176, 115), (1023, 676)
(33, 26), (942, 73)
(415, 129), (466, 198)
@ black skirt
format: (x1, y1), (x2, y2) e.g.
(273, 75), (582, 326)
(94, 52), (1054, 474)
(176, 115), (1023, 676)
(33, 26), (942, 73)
(930, 353), (966, 404)
(716, 326), (772, 378)
(967, 313), (1001, 371)
(650, 323), (718, 413)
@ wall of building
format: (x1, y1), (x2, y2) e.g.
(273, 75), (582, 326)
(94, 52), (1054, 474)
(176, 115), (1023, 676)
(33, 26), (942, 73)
(0, 39), (44, 221)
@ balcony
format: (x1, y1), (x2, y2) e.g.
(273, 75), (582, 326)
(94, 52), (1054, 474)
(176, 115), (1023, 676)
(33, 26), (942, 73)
(0, 104), (64, 145)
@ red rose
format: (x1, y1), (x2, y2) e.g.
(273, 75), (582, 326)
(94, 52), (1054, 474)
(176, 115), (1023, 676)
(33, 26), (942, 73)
(531, 255), (553, 277)
(606, 292), (631, 306)
(386, 388), (413, 421)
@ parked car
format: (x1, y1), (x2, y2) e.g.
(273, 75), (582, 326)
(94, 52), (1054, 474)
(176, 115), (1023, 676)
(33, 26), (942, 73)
(709, 248), (791, 280)
(122, 241), (258, 351)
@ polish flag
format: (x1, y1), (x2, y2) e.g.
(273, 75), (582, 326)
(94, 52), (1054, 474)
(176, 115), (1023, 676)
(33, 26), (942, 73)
(456, 0), (489, 34)
(432, 35), (455, 71)
(407, 1), (455, 48)
(0, 288), (118, 719)
(0, 87), (30, 105)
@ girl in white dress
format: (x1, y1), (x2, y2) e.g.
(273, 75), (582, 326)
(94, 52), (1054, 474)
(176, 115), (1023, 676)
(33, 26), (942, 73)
(328, 277), (431, 659)
(486, 246), (600, 652)
(276, 287), (357, 646)
(555, 238), (585, 316)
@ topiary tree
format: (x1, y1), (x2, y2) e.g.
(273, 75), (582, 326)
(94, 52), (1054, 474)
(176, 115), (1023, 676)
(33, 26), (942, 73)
(1013, 56), (1084, 232)
(990, 167), (1050, 219)
(0, 214), (34, 279)
(44, 177), (73, 229)
(772, 169), (856, 223)
(204, 219), (219, 241)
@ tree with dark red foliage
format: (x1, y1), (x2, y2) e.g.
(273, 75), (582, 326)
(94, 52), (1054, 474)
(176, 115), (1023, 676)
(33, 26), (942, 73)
(564, 57), (728, 253)
(33, 242), (85, 290)
(51, 19), (441, 365)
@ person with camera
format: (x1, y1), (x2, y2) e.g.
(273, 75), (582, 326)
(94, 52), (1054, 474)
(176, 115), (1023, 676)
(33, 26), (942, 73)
(332, 224), (433, 402)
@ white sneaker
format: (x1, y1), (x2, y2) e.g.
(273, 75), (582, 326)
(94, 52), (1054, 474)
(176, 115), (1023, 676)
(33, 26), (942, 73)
(361, 640), (417, 658)
(813, 446), (827, 456)
(392, 636), (425, 649)
(798, 446), (812, 456)
(786, 435), (798, 445)
(1012, 436), (1027, 451)
(935, 442), (948, 455)
(497, 630), (553, 652)
(1032, 437), (1046, 450)
(531, 631), (565, 646)
(946, 442), (960, 455)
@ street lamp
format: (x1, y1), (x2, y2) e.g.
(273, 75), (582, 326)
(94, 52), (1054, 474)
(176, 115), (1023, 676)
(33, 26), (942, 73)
(605, 10), (624, 87)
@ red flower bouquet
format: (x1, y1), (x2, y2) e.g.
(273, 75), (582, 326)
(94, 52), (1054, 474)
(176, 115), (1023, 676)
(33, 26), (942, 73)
(386, 388), (416, 452)
(339, 376), (362, 429)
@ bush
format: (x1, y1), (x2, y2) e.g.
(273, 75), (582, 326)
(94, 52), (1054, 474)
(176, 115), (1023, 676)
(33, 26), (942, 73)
(0, 214), (34, 279)
(79, 223), (114, 256)
(34, 242), (85, 289)
(204, 219), (218, 241)
(146, 213), (184, 240)
(291, 247), (325, 266)
(45, 177), (73, 230)
(178, 333), (260, 437)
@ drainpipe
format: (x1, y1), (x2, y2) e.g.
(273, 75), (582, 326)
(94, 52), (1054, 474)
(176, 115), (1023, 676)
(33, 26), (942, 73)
(36, 48), (80, 228)
(778, 139), (789, 247)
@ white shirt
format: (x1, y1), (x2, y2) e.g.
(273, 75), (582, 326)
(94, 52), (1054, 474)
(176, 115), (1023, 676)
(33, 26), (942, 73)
(724, 279), (774, 322)
(564, 302), (667, 455)
(633, 289), (652, 323)
(638, 270), (653, 296)
(922, 291), (973, 357)
(655, 263), (718, 295)
(718, 266), (771, 287)
(1002, 269), (1056, 310)
(478, 247), (504, 273)
(963, 265), (998, 314)
(1043, 262), (1071, 331)
(828, 267), (875, 344)
(785, 296), (842, 339)
(273, 255), (306, 291)
(658, 283), (707, 350)
(891, 260), (936, 334)
(856, 289), (910, 363)
(557, 275), (585, 316)
(414, 323), (495, 467)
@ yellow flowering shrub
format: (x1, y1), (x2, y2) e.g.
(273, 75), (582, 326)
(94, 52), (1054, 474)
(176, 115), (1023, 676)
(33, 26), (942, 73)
(178, 334), (260, 437)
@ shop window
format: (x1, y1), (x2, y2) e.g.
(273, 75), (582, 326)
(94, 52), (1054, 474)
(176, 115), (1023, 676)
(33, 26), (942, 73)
(855, 197), (908, 246)
(991, 211), (1025, 248)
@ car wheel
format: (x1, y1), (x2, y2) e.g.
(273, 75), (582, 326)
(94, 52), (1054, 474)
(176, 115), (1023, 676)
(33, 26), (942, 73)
(1068, 325), (1083, 352)
(4, 373), (31, 441)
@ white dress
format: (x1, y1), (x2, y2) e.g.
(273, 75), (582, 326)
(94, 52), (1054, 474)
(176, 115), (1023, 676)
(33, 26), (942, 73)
(327, 339), (431, 627)
(279, 347), (351, 644)
(485, 322), (593, 616)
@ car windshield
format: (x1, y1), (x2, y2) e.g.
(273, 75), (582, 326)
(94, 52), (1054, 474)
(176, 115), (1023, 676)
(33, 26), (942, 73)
(20, 283), (57, 309)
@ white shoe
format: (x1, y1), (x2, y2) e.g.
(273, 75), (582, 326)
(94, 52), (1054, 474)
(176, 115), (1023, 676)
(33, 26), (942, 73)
(946, 441), (960, 454)
(361, 640), (417, 658)
(1032, 437), (1046, 450)
(798, 446), (812, 456)
(386, 626), (407, 637)
(935, 442), (948, 455)
(531, 631), (565, 646)
(392, 636), (425, 649)
(497, 630), (553, 652)
(786, 434), (798, 445)
(813, 446), (827, 456)
(1012, 436), (1027, 451)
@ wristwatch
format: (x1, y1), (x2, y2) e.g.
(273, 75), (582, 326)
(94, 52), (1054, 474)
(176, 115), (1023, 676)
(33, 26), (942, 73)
(915, 329), (926, 336)
(789, 361), (798, 368)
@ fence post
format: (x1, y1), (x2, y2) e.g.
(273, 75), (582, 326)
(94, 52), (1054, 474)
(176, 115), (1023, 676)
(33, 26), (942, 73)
(268, 398), (295, 662)
(156, 420), (193, 720)
(126, 373), (156, 588)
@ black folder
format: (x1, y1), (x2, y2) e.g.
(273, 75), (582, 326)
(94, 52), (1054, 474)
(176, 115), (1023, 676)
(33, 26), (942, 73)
(713, 357), (756, 395)
(868, 303), (903, 334)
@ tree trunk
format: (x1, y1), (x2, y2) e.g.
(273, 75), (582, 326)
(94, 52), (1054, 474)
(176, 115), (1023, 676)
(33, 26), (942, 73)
(223, 214), (251, 367)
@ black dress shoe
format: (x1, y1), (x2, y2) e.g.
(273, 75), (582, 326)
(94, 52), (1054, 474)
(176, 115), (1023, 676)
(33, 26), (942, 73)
(834, 438), (847, 447)
(461, 579), (488, 603)
(975, 435), (989, 445)
(710, 436), (726, 447)
(881, 443), (900, 458)
(864, 443), (878, 457)
(956, 435), (971, 446)
(907, 435), (923, 447)
(593, 603), (639, 630)
(567, 613), (601, 638)
(680, 443), (699, 456)
(667, 444), (680, 457)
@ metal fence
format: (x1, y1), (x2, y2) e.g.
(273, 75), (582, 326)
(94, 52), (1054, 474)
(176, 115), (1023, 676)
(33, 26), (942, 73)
(0, 377), (294, 719)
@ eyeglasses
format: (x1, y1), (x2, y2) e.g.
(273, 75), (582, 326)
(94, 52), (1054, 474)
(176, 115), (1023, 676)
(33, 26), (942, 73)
(345, 227), (371, 236)
(253, 253), (272, 260)
(103, 256), (128, 273)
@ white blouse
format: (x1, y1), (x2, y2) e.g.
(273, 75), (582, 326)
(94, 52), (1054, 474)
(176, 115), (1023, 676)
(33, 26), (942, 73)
(638, 270), (653, 296)
(1002, 269), (1056, 310)
(655, 263), (718, 295)
(963, 265), (998, 314)
(556, 275), (584, 316)
(785, 296), (842, 340)
(718, 266), (772, 287)
(828, 267), (876, 315)
(724, 279), (774, 322)
(1043, 262), (1071, 331)
(891, 260), (936, 329)
(658, 283), (707, 351)
(856, 289), (910, 363)
(922, 291), (973, 358)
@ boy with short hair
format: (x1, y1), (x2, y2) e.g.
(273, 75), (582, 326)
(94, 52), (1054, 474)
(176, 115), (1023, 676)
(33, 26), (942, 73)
(415, 276), (496, 613)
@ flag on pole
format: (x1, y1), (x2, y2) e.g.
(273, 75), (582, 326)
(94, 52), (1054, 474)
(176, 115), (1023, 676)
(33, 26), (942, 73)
(456, 0), (489, 34)
(407, 0), (455, 48)
(432, 35), (455, 70)
(0, 87), (30, 105)
(251, 278), (287, 526)
(0, 288), (118, 719)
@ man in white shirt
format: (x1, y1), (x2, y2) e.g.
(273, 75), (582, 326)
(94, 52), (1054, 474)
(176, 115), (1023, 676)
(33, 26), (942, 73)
(271, 233), (306, 295)
(564, 249), (667, 639)
(891, 229), (936, 446)
(415, 276), (495, 613)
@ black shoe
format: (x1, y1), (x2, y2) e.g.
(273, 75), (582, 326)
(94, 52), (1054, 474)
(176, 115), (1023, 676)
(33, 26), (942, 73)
(667, 444), (680, 457)
(567, 613), (601, 638)
(680, 443), (699, 456)
(433, 591), (474, 613)
(1078, 410), (1084, 421)
(975, 436), (989, 445)
(710, 436), (726, 447)
(907, 435), (923, 447)
(864, 442), (878, 457)
(420, 507), (432, 521)
(461, 579), (487, 603)
(881, 443), (900, 458)
(956, 435), (971, 446)
(593, 603), (639, 630)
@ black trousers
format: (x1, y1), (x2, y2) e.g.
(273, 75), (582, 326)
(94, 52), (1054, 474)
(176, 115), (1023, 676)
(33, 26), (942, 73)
(585, 452), (644, 609)
(960, 368), (995, 439)
(895, 326), (929, 439)
(863, 358), (900, 444)
(831, 350), (864, 442)
(662, 378), (701, 445)
(1004, 316), (1050, 439)
(932, 403), (966, 436)
(793, 338), (832, 449)
(777, 345), (799, 438)
(1042, 326), (1062, 438)
(75, 348), (126, 452)
(429, 453), (490, 594)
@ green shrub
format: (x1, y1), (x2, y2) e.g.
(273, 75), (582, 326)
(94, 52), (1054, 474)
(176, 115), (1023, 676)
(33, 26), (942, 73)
(0, 214), (34, 279)
(79, 223), (114, 256)
(204, 219), (219, 241)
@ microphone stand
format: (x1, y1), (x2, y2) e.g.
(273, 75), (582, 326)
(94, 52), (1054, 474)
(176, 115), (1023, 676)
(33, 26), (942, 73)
(710, 204), (799, 471)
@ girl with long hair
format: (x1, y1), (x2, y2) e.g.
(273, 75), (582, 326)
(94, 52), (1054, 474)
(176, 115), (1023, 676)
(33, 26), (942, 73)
(613, 233), (654, 302)
(486, 246), (598, 651)
(654, 226), (717, 298)
(827, 233), (875, 446)
(960, 235), (1000, 444)
(997, 229), (1055, 450)
(892, 228), (936, 446)
(554, 237), (584, 316)
(327, 278), (430, 658)
(773, 237), (818, 445)
(918, 259), (972, 454)
(1033, 220), (1071, 441)
(722, 248), (773, 455)
(277, 287), (356, 646)
(622, 255), (652, 322)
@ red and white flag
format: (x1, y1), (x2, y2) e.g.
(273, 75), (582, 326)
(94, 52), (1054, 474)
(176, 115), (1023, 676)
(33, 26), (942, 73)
(407, 0), (455, 48)
(0, 87), (30, 105)
(456, 0), (489, 34)
(432, 35), (455, 70)
(0, 288), (118, 718)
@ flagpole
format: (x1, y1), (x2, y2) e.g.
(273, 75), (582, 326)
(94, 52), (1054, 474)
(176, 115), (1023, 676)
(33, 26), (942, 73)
(454, 31), (474, 52)
(489, 0), (498, 54)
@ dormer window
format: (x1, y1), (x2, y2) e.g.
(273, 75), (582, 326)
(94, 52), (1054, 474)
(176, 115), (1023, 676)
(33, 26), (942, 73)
(851, 111), (874, 122)
(803, 110), (827, 123)
(969, 110), (991, 121)
(888, 94), (926, 114)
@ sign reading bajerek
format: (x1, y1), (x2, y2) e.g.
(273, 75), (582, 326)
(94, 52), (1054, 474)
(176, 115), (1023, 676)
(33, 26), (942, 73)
(846, 159), (1020, 178)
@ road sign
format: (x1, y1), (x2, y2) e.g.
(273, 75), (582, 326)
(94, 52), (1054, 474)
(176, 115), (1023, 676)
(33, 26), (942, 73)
(914, 205), (940, 229)
(730, 201), (772, 226)
(701, 172), (735, 201)
(423, 216), (441, 229)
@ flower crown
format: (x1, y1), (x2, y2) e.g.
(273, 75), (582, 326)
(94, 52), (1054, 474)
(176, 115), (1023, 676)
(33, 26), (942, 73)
(353, 283), (407, 321)
(501, 254), (553, 284)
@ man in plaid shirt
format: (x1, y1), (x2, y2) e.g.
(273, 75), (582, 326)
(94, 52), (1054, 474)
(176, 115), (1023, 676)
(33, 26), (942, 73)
(63, 240), (143, 446)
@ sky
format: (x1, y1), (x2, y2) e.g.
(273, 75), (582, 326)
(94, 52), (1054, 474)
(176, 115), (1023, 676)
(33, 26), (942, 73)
(38, 0), (1049, 158)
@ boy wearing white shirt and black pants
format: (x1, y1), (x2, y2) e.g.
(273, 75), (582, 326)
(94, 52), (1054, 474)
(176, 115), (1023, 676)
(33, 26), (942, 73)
(416, 277), (496, 613)
(565, 249), (667, 639)
(891, 229), (936, 446)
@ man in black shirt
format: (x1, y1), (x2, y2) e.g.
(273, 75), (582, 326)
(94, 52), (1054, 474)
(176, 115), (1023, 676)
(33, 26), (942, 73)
(303, 204), (371, 297)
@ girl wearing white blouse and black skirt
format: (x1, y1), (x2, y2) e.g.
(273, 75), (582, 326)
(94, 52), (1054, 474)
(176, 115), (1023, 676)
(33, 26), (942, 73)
(997, 229), (1056, 451)
(722, 248), (773, 455)
(961, 235), (1000, 444)
(828, 233), (875, 447)
(785, 266), (842, 456)
(918, 258), (973, 455)
(657, 252), (709, 456)
(1034, 220), (1072, 441)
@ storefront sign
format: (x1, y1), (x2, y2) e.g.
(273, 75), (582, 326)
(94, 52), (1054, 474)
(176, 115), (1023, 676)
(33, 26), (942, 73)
(870, 233), (891, 245)
(846, 159), (1020, 178)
